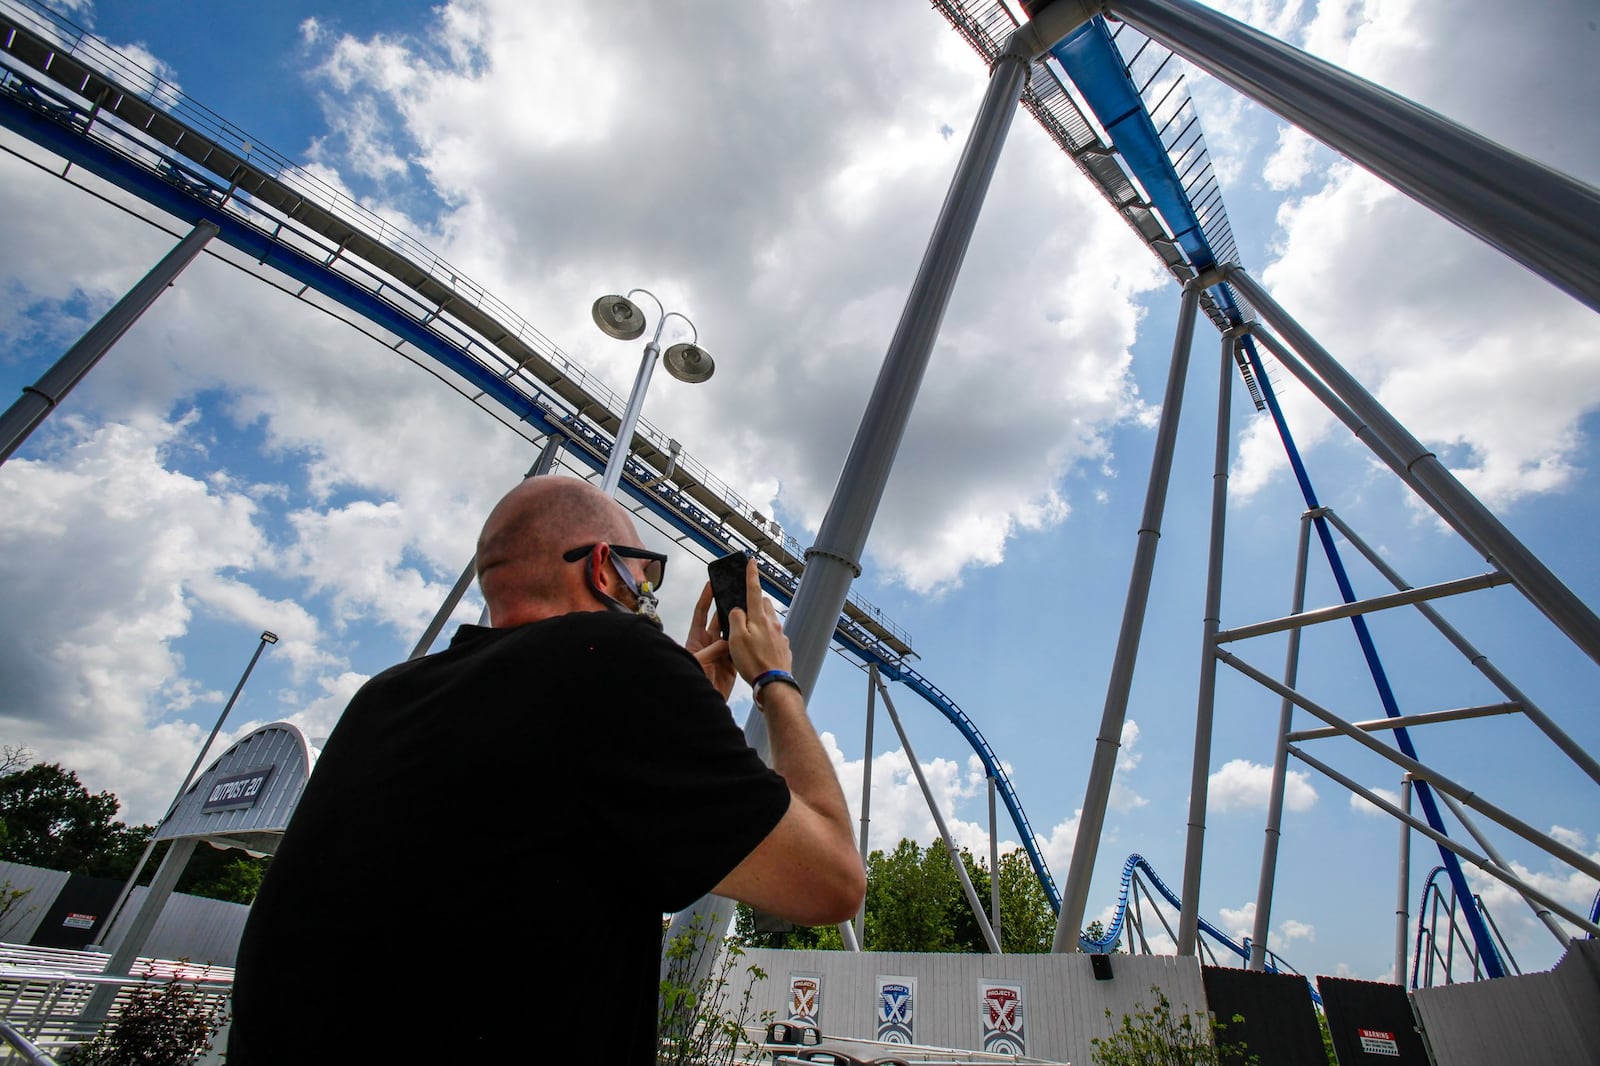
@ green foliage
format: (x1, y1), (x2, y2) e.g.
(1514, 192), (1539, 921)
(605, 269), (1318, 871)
(0, 762), (152, 879)
(0, 879), (34, 940)
(1084, 918), (1123, 953)
(1091, 986), (1258, 1066)
(658, 917), (773, 1066)
(734, 839), (1057, 954)
(65, 971), (228, 1066)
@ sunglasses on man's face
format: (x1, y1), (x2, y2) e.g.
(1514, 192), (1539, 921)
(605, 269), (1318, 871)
(562, 543), (668, 590)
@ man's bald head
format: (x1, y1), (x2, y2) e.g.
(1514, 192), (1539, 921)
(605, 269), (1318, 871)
(476, 477), (642, 626)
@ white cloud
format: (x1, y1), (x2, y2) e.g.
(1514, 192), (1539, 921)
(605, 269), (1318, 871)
(1350, 785), (1401, 817)
(1209, 758), (1317, 813)
(1262, 125), (1317, 191)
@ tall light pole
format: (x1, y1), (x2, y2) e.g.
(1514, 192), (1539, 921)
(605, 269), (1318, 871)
(590, 289), (714, 498)
(93, 630), (278, 949)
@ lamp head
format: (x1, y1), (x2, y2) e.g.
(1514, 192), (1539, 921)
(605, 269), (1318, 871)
(591, 294), (647, 340)
(261, 631), (279, 644)
(663, 342), (715, 384)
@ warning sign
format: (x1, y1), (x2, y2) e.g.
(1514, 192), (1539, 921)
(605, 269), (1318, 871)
(1357, 1028), (1400, 1057)
(61, 913), (96, 930)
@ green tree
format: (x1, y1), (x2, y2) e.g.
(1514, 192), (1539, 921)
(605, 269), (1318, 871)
(733, 839), (1060, 954)
(1092, 986), (1257, 1066)
(0, 763), (152, 879)
(1084, 918), (1124, 953)
(996, 848), (1056, 953)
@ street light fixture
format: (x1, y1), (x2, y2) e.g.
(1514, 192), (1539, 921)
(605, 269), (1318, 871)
(590, 288), (714, 497)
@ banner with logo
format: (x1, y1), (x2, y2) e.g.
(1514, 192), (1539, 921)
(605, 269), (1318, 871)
(979, 979), (1025, 1055)
(875, 975), (916, 1044)
(787, 972), (821, 1026)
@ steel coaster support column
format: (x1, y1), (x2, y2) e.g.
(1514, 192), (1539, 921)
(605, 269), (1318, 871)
(856, 664), (879, 939)
(664, 0), (1095, 969)
(1233, 326), (1507, 978)
(1288, 746), (1600, 938)
(1103, 0), (1600, 316)
(410, 434), (565, 657)
(778, 3), (1092, 706)
(1054, 277), (1207, 951)
(1249, 508), (1314, 970)
(1178, 326), (1238, 955)
(876, 673), (1001, 952)
(1395, 774), (1412, 985)
(1321, 509), (1600, 789)
(988, 774), (1002, 949)
(1435, 789), (1571, 949)
(1229, 268), (1600, 668)
(0, 220), (219, 465)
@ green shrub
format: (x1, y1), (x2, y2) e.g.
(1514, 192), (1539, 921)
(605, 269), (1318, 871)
(1092, 985), (1258, 1066)
(65, 971), (227, 1066)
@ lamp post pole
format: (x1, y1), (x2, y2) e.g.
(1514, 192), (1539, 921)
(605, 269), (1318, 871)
(93, 630), (277, 950)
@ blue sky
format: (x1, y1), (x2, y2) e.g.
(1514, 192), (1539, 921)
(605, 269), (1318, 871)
(2, 0), (1597, 984)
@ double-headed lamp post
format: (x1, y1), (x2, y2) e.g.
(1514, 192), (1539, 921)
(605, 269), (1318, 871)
(591, 289), (714, 498)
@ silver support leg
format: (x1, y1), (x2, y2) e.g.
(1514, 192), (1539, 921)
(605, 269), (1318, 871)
(1055, 278), (1207, 951)
(413, 434), (564, 656)
(84, 837), (200, 1023)
(1395, 774), (1412, 986)
(0, 221), (220, 465)
(1321, 509), (1600, 789)
(1178, 326), (1236, 956)
(664, 3), (1094, 969)
(1435, 790), (1571, 949)
(1104, 0), (1600, 315)
(1248, 509), (1314, 970)
(988, 774), (1002, 950)
(1227, 268), (1600, 667)
(856, 664), (878, 940)
(877, 674), (1001, 953)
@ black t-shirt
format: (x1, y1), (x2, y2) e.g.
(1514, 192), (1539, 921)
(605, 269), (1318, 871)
(229, 612), (790, 1063)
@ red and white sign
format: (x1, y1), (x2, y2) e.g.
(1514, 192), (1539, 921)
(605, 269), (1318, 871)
(1357, 1028), (1400, 1057)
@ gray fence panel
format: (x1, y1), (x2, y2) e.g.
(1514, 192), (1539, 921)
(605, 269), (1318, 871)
(1411, 940), (1600, 1065)
(0, 862), (71, 944)
(1, 862), (248, 967)
(740, 949), (1207, 1064)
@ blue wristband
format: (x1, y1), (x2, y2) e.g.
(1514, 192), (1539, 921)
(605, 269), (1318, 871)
(751, 669), (802, 706)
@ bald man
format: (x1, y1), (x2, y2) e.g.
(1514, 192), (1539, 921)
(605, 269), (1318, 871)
(230, 477), (864, 1063)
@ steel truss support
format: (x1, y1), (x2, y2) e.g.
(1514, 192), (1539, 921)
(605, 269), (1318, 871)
(1103, 0), (1600, 316)
(1219, 651), (1600, 887)
(875, 672), (1002, 953)
(1395, 775), (1412, 985)
(1318, 509), (1600, 788)
(1227, 270), (1600, 668)
(1288, 746), (1600, 939)
(1177, 326), (1238, 955)
(1055, 275), (1210, 951)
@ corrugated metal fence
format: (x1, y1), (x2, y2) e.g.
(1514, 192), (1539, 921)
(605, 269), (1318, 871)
(0, 862), (248, 967)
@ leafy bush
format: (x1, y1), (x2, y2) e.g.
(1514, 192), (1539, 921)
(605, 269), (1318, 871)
(1092, 986), (1257, 1066)
(65, 971), (227, 1066)
(658, 917), (774, 1066)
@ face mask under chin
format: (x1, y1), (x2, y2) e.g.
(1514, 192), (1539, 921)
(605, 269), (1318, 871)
(606, 556), (663, 629)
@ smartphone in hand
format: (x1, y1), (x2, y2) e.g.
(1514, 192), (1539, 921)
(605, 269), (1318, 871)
(708, 550), (751, 637)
